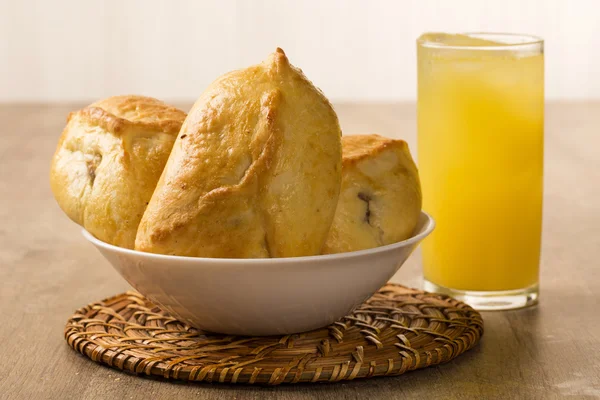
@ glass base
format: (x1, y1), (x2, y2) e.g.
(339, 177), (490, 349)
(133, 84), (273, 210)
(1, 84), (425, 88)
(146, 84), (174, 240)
(423, 280), (539, 311)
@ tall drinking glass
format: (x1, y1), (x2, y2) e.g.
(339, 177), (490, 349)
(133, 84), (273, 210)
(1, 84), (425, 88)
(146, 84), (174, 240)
(417, 33), (544, 310)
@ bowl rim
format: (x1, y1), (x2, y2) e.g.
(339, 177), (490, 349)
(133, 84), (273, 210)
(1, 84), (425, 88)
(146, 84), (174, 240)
(82, 211), (435, 264)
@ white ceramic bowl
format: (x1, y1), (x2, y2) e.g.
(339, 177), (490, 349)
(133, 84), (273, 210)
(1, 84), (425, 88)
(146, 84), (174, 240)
(83, 211), (434, 336)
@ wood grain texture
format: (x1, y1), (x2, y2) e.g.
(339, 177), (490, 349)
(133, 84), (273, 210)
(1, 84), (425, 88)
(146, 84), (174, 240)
(0, 102), (599, 399)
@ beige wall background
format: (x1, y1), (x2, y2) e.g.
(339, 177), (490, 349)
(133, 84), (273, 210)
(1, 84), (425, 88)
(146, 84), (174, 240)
(0, 0), (597, 102)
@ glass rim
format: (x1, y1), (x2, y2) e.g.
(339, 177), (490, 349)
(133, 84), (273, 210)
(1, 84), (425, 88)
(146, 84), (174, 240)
(417, 32), (544, 51)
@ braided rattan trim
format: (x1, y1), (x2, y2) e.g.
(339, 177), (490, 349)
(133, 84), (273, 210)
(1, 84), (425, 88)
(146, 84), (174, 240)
(65, 284), (483, 385)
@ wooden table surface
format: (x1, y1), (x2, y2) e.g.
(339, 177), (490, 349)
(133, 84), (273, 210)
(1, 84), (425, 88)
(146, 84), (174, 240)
(1, 102), (599, 399)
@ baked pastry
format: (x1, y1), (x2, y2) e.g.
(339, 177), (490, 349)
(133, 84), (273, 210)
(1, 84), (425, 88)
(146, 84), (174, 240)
(50, 95), (187, 248)
(322, 134), (421, 254)
(135, 48), (342, 258)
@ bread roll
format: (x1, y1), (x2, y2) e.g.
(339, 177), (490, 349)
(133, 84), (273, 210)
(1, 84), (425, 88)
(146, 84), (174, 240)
(135, 48), (342, 258)
(323, 134), (421, 254)
(50, 95), (186, 248)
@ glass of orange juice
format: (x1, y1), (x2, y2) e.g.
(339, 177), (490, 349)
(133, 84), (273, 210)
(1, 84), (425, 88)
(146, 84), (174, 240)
(417, 33), (544, 310)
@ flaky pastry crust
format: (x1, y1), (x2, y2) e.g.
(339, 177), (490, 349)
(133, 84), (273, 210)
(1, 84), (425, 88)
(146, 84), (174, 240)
(135, 49), (343, 258)
(50, 95), (186, 248)
(323, 134), (422, 254)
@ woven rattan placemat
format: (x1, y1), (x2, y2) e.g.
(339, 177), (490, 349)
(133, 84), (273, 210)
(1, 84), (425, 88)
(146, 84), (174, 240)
(65, 284), (483, 385)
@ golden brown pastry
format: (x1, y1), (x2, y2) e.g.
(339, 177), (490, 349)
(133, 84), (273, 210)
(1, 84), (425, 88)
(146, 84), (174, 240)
(136, 48), (342, 258)
(50, 95), (186, 248)
(322, 134), (421, 254)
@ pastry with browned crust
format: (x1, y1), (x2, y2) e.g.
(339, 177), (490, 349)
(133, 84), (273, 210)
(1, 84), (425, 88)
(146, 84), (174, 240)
(323, 134), (421, 254)
(135, 48), (342, 258)
(50, 95), (186, 248)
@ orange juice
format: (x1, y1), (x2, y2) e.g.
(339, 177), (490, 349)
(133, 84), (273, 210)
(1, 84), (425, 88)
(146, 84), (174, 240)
(417, 33), (544, 294)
